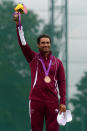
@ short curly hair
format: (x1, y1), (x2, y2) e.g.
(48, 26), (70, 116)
(37, 34), (51, 44)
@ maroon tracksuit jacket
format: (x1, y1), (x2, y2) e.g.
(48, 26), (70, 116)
(16, 25), (66, 131)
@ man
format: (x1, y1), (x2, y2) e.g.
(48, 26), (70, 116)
(13, 14), (66, 131)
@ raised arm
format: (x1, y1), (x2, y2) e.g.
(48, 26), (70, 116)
(16, 25), (37, 63)
(13, 12), (37, 63)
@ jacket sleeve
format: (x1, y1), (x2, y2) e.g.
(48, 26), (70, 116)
(16, 25), (37, 63)
(57, 59), (66, 105)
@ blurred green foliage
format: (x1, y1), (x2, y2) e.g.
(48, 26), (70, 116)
(69, 72), (87, 131)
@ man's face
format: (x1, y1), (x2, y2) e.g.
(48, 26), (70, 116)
(38, 37), (51, 53)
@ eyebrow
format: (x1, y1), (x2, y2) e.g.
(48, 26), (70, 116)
(41, 41), (50, 44)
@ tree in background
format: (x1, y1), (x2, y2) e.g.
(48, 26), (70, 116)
(69, 72), (87, 131)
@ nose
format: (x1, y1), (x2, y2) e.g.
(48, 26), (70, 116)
(44, 42), (48, 46)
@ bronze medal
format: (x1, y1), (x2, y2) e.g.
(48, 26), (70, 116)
(44, 76), (51, 83)
(39, 55), (53, 84)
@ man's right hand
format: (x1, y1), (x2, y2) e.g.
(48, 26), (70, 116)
(59, 104), (66, 114)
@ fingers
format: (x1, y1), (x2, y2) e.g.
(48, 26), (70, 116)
(59, 104), (66, 114)
(13, 14), (18, 21)
(13, 12), (19, 25)
(13, 12), (19, 21)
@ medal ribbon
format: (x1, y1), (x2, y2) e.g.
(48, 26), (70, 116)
(39, 56), (53, 76)
(18, 12), (21, 30)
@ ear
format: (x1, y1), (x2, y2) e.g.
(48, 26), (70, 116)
(37, 44), (40, 48)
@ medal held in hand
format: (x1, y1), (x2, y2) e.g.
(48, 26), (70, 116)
(39, 56), (53, 83)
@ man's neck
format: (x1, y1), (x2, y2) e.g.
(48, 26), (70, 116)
(44, 52), (50, 58)
(39, 50), (52, 59)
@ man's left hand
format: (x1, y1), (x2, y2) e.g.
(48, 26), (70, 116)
(59, 104), (66, 114)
